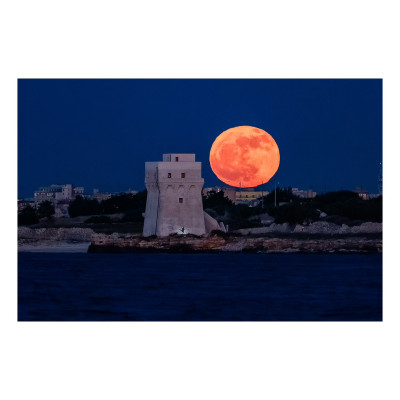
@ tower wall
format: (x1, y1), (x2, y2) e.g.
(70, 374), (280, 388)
(143, 162), (160, 237)
(143, 155), (206, 237)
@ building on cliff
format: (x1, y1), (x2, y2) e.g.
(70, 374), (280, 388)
(33, 184), (85, 218)
(34, 184), (84, 204)
(143, 154), (223, 237)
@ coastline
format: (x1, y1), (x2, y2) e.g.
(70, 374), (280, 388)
(18, 227), (94, 253)
(18, 241), (91, 253)
(18, 222), (382, 254)
(88, 232), (382, 254)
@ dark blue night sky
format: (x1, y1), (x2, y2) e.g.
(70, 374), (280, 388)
(18, 79), (382, 198)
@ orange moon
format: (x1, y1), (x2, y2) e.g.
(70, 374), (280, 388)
(209, 126), (280, 188)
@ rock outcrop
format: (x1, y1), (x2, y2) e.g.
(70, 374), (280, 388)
(237, 222), (382, 236)
(18, 222), (382, 253)
(89, 232), (382, 253)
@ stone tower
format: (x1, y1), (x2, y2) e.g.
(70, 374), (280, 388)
(143, 154), (206, 237)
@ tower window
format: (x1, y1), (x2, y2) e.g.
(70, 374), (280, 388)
(168, 173), (171, 178)
(175, 157), (179, 162)
(179, 198), (183, 203)
(181, 173), (185, 178)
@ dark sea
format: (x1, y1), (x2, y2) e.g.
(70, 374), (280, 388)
(18, 252), (382, 321)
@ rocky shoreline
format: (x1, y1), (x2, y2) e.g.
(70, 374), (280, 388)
(88, 233), (381, 253)
(18, 222), (382, 253)
(88, 221), (382, 254)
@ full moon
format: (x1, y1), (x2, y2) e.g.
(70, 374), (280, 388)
(209, 126), (280, 188)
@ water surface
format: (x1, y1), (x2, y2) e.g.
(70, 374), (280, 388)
(18, 253), (382, 321)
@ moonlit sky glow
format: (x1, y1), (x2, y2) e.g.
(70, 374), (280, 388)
(18, 79), (382, 197)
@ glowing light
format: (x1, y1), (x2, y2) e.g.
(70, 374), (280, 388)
(209, 126), (280, 188)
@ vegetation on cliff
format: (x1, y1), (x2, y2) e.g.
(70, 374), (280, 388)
(313, 191), (382, 222)
(18, 189), (382, 232)
(68, 190), (147, 221)
(203, 188), (382, 227)
(18, 201), (55, 226)
(18, 205), (39, 226)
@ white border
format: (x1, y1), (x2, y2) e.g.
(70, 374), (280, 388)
(2, 1), (398, 400)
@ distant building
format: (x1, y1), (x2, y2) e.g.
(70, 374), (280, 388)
(33, 184), (85, 218)
(90, 188), (139, 202)
(74, 187), (85, 196)
(365, 193), (381, 200)
(354, 187), (380, 200)
(292, 188), (317, 199)
(34, 184), (84, 204)
(235, 190), (268, 205)
(203, 186), (268, 205)
(92, 188), (112, 202)
(18, 199), (35, 211)
(34, 184), (62, 203)
(355, 187), (368, 200)
(223, 187), (237, 203)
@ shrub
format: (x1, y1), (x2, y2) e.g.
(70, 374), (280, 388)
(262, 187), (299, 205)
(313, 192), (382, 222)
(273, 203), (320, 225)
(101, 191), (147, 214)
(68, 196), (101, 217)
(18, 205), (39, 226)
(202, 190), (233, 216)
(37, 201), (55, 219)
(120, 209), (144, 222)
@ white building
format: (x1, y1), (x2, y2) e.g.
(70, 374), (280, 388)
(143, 154), (218, 237)
(34, 184), (84, 204)
(92, 188), (112, 201)
(292, 188), (317, 199)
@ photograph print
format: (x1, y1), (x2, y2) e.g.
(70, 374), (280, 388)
(18, 79), (382, 321)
